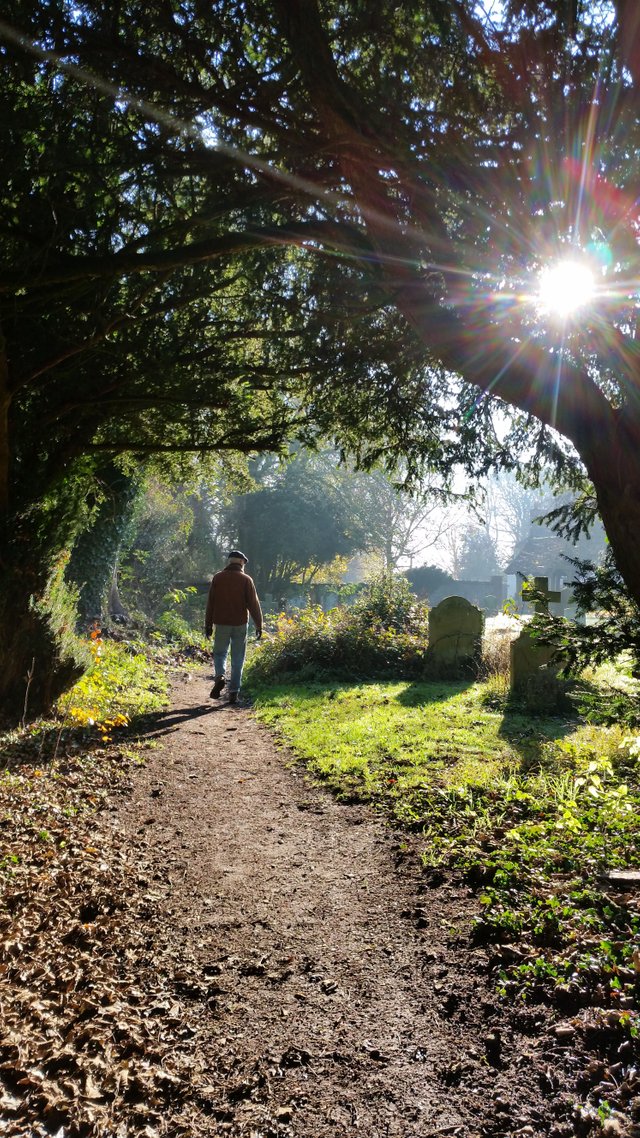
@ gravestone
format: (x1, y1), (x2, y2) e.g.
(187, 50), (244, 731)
(526, 576), (562, 616)
(524, 667), (562, 713)
(510, 577), (562, 703)
(426, 596), (484, 677)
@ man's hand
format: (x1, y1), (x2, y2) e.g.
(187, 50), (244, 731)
(204, 627), (212, 639)
(256, 628), (263, 640)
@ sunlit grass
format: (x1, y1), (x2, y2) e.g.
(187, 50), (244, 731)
(252, 678), (566, 802)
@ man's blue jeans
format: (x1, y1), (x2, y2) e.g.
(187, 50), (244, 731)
(212, 624), (248, 693)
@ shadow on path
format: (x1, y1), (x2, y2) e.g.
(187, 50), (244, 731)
(139, 699), (229, 739)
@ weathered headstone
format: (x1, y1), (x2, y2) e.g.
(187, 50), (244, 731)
(524, 667), (563, 713)
(426, 596), (484, 676)
(510, 576), (562, 699)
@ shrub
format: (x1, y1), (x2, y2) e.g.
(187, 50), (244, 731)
(569, 670), (640, 729)
(249, 574), (429, 683)
(405, 563), (455, 601)
(57, 627), (168, 731)
(155, 609), (209, 650)
(351, 572), (422, 630)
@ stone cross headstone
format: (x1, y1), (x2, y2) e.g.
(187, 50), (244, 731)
(530, 576), (562, 614)
(426, 596), (484, 676)
(510, 576), (562, 703)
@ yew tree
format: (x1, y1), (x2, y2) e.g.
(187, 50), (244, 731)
(0, 1), (437, 715)
(2, 1), (640, 716)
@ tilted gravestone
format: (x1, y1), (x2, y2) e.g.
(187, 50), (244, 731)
(510, 577), (563, 707)
(426, 596), (484, 677)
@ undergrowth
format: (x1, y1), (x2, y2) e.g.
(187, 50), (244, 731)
(252, 574), (429, 682)
(56, 626), (169, 739)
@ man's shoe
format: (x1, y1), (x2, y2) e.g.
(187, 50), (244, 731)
(228, 691), (238, 705)
(210, 676), (226, 699)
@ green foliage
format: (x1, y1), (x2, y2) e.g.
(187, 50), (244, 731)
(350, 571), (420, 630)
(248, 574), (429, 681)
(471, 734), (640, 1007)
(66, 464), (141, 621)
(539, 490), (603, 546)
(405, 564), (455, 600)
(220, 451), (451, 594)
(527, 551), (640, 675)
(118, 481), (224, 621)
(57, 630), (168, 734)
(221, 451), (372, 594)
(571, 669), (640, 729)
(5, 554), (92, 718)
(5, 1), (640, 718)
(119, 482), (199, 618)
(155, 609), (209, 652)
(38, 554), (93, 684)
(152, 583), (212, 651)
(457, 524), (501, 580)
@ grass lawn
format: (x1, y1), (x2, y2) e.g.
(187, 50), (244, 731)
(251, 675), (640, 1019)
(252, 677), (578, 802)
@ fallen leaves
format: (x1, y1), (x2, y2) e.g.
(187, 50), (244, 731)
(0, 741), (204, 1137)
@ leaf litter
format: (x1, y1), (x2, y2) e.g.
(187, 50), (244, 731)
(0, 726), (203, 1137)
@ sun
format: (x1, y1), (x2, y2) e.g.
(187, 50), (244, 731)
(537, 260), (596, 319)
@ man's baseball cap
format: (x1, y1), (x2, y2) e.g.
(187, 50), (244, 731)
(228, 549), (248, 563)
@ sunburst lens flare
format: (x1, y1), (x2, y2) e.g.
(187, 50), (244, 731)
(537, 261), (596, 319)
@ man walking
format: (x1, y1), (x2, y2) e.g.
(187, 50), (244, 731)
(204, 550), (263, 704)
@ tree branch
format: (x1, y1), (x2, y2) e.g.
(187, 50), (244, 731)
(0, 220), (361, 292)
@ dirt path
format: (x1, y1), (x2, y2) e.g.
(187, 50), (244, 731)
(116, 673), (572, 1137)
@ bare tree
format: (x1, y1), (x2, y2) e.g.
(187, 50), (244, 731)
(347, 469), (456, 571)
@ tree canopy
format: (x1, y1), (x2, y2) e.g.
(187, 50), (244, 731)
(221, 452), (369, 595)
(3, 0), (640, 715)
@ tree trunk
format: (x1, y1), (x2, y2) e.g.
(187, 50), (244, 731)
(589, 448), (640, 609)
(0, 325), (10, 517)
(384, 538), (394, 572)
(108, 568), (128, 620)
(0, 549), (88, 723)
(577, 405), (640, 609)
